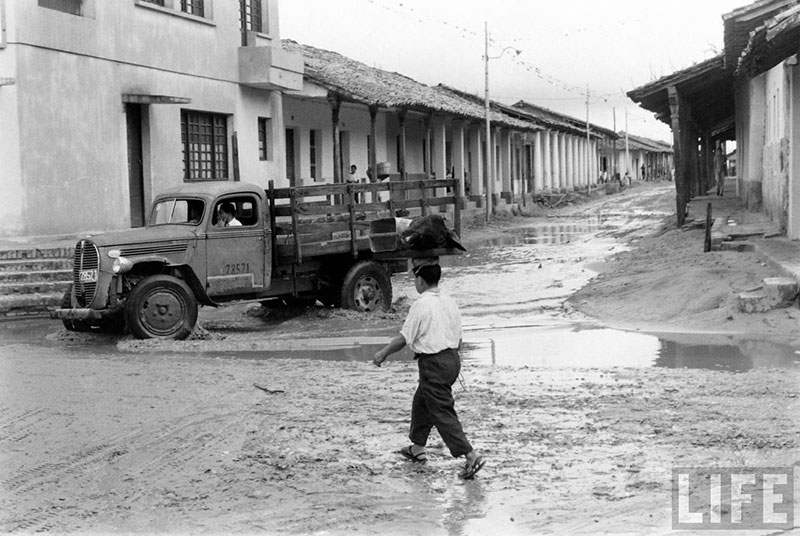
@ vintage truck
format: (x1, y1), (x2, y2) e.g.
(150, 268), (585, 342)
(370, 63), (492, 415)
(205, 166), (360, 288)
(51, 178), (463, 339)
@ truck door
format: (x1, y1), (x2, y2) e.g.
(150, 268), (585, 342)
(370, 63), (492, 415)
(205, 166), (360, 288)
(205, 195), (267, 297)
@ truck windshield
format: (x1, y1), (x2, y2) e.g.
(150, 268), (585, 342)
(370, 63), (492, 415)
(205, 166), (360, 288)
(150, 199), (205, 226)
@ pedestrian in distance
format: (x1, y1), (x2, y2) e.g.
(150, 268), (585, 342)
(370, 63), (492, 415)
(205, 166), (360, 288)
(347, 164), (361, 203)
(373, 258), (485, 479)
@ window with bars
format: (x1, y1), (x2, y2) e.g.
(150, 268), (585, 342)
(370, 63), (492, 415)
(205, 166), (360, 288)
(181, 110), (229, 181)
(180, 0), (204, 17)
(240, 0), (263, 33)
(258, 117), (271, 161)
(38, 0), (82, 16)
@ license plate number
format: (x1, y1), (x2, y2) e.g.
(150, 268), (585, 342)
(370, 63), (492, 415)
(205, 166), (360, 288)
(79, 269), (98, 283)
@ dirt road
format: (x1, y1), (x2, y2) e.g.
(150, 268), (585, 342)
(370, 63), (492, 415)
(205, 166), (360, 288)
(1, 182), (799, 535)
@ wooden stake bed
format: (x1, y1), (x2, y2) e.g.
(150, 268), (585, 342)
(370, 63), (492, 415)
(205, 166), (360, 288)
(267, 178), (463, 264)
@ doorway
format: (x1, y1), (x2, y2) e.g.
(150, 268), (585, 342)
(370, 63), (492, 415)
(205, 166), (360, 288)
(285, 128), (296, 186)
(125, 104), (146, 228)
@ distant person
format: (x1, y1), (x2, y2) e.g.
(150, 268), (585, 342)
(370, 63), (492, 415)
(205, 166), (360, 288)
(217, 202), (241, 227)
(348, 164), (361, 203)
(373, 260), (485, 480)
(715, 142), (726, 196)
(641, 163), (646, 181)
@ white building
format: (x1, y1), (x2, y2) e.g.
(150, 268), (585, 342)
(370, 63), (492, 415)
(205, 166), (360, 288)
(0, 0), (302, 237)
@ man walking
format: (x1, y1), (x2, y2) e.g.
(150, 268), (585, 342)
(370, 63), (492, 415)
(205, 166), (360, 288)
(373, 259), (485, 479)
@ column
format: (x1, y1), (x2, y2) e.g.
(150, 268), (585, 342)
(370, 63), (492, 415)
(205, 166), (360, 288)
(328, 95), (342, 183)
(501, 129), (512, 198)
(434, 118), (447, 180)
(534, 131), (544, 193)
(469, 125), (483, 197)
(543, 131), (552, 191)
(551, 132), (561, 192)
(452, 121), (466, 200)
(565, 136), (574, 191)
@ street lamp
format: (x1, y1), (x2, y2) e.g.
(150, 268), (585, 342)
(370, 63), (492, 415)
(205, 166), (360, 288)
(484, 21), (521, 222)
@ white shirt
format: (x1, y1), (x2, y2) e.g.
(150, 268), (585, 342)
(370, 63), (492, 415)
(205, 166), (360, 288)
(400, 287), (461, 355)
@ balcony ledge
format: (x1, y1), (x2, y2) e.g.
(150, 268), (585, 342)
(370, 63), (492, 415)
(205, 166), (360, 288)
(239, 45), (304, 91)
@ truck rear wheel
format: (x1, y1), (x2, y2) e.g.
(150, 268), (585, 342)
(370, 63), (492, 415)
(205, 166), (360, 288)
(340, 261), (392, 312)
(125, 274), (198, 340)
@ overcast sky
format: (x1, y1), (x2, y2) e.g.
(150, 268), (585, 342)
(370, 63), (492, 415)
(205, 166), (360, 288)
(280, 0), (748, 143)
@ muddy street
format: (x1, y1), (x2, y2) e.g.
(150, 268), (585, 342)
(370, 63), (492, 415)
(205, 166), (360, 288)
(1, 183), (799, 535)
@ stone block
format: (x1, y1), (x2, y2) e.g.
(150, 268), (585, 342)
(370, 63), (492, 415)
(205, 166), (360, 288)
(738, 290), (771, 313)
(763, 277), (798, 308)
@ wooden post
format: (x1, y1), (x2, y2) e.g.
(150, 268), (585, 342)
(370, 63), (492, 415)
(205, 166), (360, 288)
(668, 85), (690, 226)
(704, 202), (712, 252)
(268, 180), (277, 270)
(398, 109), (408, 204)
(423, 114), (432, 178)
(347, 184), (357, 258)
(453, 179), (462, 238)
(369, 105), (378, 188)
(289, 188), (302, 264)
(328, 93), (342, 185)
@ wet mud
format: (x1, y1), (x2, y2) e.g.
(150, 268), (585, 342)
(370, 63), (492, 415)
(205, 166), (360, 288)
(2, 182), (799, 534)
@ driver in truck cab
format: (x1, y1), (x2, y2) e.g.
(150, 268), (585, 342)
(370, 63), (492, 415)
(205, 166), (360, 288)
(216, 202), (242, 227)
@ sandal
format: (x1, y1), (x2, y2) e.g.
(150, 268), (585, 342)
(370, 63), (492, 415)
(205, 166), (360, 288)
(398, 445), (427, 464)
(459, 455), (485, 479)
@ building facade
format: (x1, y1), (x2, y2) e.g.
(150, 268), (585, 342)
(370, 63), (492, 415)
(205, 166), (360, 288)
(0, 0), (302, 237)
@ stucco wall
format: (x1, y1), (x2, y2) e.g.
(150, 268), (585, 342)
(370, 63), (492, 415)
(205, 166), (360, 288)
(761, 64), (790, 232)
(0, 48), (23, 236)
(789, 61), (800, 240)
(0, 0), (287, 237)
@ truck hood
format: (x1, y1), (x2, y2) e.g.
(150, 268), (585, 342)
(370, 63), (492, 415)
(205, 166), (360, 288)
(79, 226), (200, 256)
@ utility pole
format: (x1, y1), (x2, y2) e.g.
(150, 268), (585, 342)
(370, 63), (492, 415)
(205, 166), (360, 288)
(612, 107), (617, 179)
(585, 84), (591, 189)
(625, 107), (630, 183)
(484, 21), (492, 222)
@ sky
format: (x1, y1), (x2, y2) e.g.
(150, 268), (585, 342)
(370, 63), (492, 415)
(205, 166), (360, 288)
(279, 0), (749, 144)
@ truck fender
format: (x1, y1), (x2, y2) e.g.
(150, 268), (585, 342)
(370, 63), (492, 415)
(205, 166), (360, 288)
(172, 264), (217, 307)
(126, 259), (217, 307)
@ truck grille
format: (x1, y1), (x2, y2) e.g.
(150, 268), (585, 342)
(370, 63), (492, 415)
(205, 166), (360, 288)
(73, 239), (99, 307)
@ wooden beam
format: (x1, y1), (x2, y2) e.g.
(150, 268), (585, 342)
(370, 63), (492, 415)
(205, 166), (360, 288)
(668, 85), (689, 226)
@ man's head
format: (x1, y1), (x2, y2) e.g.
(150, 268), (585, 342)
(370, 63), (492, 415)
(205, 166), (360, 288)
(219, 202), (236, 224)
(350, 165), (357, 174)
(412, 263), (441, 292)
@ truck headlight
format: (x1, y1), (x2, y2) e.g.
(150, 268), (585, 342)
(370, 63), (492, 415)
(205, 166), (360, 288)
(112, 256), (133, 274)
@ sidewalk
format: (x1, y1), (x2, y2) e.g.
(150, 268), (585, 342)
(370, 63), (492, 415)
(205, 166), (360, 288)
(687, 194), (800, 285)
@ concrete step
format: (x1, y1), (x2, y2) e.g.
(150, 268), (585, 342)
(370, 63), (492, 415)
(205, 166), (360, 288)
(0, 280), (71, 296)
(0, 292), (63, 317)
(0, 246), (74, 261)
(0, 258), (74, 272)
(0, 269), (72, 283)
(737, 277), (798, 313)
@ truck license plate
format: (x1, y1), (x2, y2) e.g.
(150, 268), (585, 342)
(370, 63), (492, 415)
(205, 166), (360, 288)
(79, 269), (98, 283)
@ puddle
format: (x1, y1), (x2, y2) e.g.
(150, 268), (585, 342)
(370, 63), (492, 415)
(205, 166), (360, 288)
(153, 325), (800, 373)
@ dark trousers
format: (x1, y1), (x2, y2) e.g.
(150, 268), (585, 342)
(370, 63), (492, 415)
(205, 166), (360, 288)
(409, 348), (473, 458)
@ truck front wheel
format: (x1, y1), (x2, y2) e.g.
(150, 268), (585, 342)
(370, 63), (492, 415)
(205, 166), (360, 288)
(125, 275), (198, 340)
(340, 261), (392, 312)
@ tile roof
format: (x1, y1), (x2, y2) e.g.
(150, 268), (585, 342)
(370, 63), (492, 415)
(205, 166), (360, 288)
(282, 40), (536, 130)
